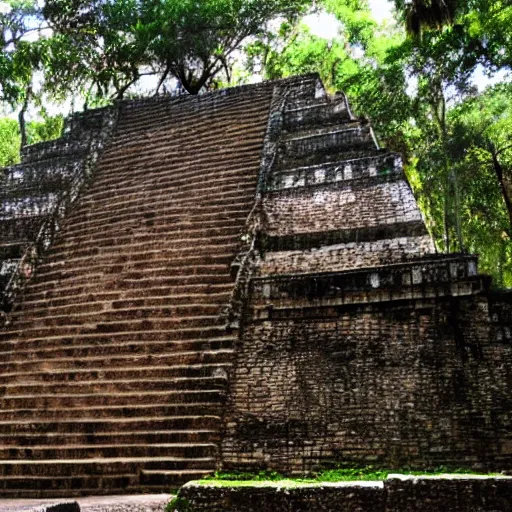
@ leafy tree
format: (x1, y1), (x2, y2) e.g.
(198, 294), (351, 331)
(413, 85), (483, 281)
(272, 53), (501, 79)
(41, 0), (312, 98)
(42, 0), (146, 102)
(0, 112), (63, 167)
(0, 118), (21, 166)
(393, 0), (459, 36)
(442, 84), (512, 285)
(137, 0), (312, 94)
(0, 0), (47, 146)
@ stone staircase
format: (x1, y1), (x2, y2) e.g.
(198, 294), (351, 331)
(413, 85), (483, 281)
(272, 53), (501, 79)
(0, 82), (281, 496)
(0, 107), (115, 311)
(221, 84), (502, 476)
(256, 91), (435, 275)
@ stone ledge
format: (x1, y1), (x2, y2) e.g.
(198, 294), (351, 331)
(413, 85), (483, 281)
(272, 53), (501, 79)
(251, 254), (483, 303)
(177, 476), (512, 512)
(260, 221), (429, 252)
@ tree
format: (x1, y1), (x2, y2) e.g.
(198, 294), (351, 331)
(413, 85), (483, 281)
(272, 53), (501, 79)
(0, 112), (63, 167)
(0, 118), (21, 166)
(449, 84), (512, 231)
(137, 0), (312, 94)
(393, 0), (459, 37)
(0, 0), (46, 146)
(41, 0), (312, 98)
(43, 0), (146, 102)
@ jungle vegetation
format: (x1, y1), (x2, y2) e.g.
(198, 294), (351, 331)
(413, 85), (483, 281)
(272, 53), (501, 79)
(0, 0), (511, 284)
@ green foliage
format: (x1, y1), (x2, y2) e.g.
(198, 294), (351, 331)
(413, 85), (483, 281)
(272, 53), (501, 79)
(41, 0), (313, 98)
(137, 0), (312, 93)
(26, 110), (64, 144)
(165, 496), (195, 512)
(197, 465), (499, 486)
(203, 470), (283, 481)
(0, 117), (21, 166)
(0, 0), (43, 106)
(309, 466), (389, 482)
(0, 112), (63, 167)
(446, 84), (512, 286)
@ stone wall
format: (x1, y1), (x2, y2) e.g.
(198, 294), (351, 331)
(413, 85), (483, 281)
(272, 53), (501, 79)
(255, 236), (435, 276)
(0, 106), (118, 309)
(262, 181), (423, 237)
(222, 290), (512, 473)
(220, 80), (512, 476)
(177, 477), (512, 512)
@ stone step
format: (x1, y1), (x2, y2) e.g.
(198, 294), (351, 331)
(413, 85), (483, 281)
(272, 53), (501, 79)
(98, 131), (263, 172)
(0, 469), (212, 497)
(61, 210), (249, 237)
(0, 389), (226, 410)
(95, 149), (258, 179)
(0, 429), (219, 447)
(75, 181), (256, 215)
(95, 154), (261, 194)
(278, 144), (380, 172)
(50, 232), (240, 256)
(19, 137), (91, 164)
(12, 301), (224, 324)
(1, 376), (228, 396)
(0, 443), (218, 461)
(14, 301), (225, 322)
(0, 474), (141, 496)
(111, 109), (264, 149)
(0, 457), (215, 478)
(72, 191), (254, 219)
(0, 337), (235, 362)
(0, 348), (235, 373)
(43, 240), (240, 262)
(281, 121), (362, 145)
(86, 171), (257, 204)
(25, 272), (232, 295)
(283, 95), (329, 112)
(30, 265), (232, 291)
(1, 320), (229, 345)
(267, 152), (401, 191)
(10, 313), (223, 333)
(0, 407), (222, 424)
(280, 125), (375, 158)
(0, 415), (221, 434)
(21, 279), (233, 304)
(2, 362), (231, 383)
(61, 203), (252, 232)
(36, 251), (235, 274)
(20, 290), (232, 313)
(38, 248), (238, 272)
(46, 231), (244, 257)
(94, 154), (258, 182)
(47, 226), (242, 251)
(115, 94), (266, 132)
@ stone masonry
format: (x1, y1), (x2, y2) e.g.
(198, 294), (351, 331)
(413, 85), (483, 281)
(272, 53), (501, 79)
(0, 74), (510, 498)
(221, 77), (512, 475)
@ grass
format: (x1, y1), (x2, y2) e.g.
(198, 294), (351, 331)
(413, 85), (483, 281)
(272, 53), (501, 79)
(194, 466), (508, 486)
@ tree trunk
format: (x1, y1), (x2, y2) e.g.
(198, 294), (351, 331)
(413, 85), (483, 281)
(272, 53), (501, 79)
(491, 149), (512, 229)
(18, 90), (30, 150)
